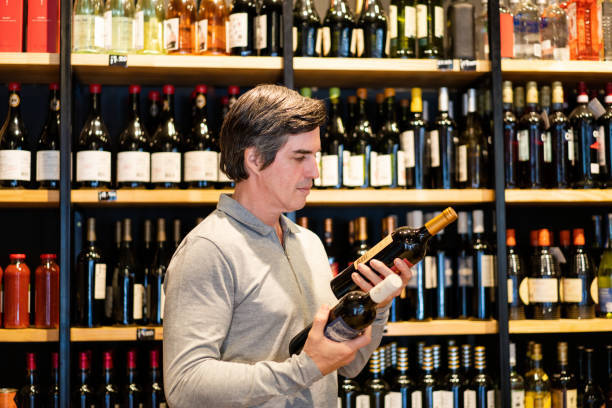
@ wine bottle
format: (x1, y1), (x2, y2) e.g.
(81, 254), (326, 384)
(597, 213), (612, 318)
(580, 348), (605, 408)
(164, 0), (197, 53)
(0, 82), (31, 188)
(228, 0), (256, 55)
(147, 349), (166, 407)
(117, 84), (151, 189)
(75, 84), (112, 189)
(529, 228), (561, 319)
(73, 352), (95, 408)
(324, 218), (340, 277)
(196, 0), (229, 54)
(331, 207), (457, 299)
(321, 0), (354, 57)
(122, 350), (143, 407)
(592, 214), (605, 272)
(414, 346), (440, 408)
(293, 0), (320, 57)
(402, 87), (428, 189)
(372, 88), (401, 188)
(569, 81), (598, 188)
(503, 81), (519, 188)
(106, 220), (122, 324)
(563, 228), (596, 319)
(140, 219), (153, 325)
(433, 221), (454, 319)
(104, 0), (134, 54)
(256, 0), (282, 56)
(525, 343), (551, 408)
(389, 0), (415, 57)
(173, 218), (182, 250)
(446, 0), (474, 59)
(550, 81), (572, 188)
(18, 352), (41, 407)
(442, 345), (467, 407)
(385, 347), (414, 408)
(48, 352), (59, 408)
(383, 216), (404, 322)
(135, 0), (164, 54)
(339, 376), (362, 407)
(597, 83), (612, 188)
(510, 343), (526, 408)
(36, 83), (60, 189)
(357, 0), (387, 58)
(416, 0), (443, 58)
(507, 228), (527, 320)
(517, 81), (544, 188)
(146, 91), (162, 136)
(551, 342), (577, 408)
(149, 218), (168, 325)
(466, 346), (495, 408)
(472, 210), (496, 320)
(98, 351), (120, 408)
(405, 210), (430, 321)
(431, 87), (457, 189)
(456, 211), (474, 318)
(112, 218), (136, 325)
(151, 85), (181, 189)
(320, 88), (344, 189)
(344, 88), (372, 188)
(606, 345), (612, 407)
(457, 88), (489, 188)
(72, 0), (105, 53)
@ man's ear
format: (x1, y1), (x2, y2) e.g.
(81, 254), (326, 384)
(243, 146), (263, 177)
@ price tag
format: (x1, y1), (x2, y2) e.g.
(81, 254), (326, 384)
(437, 59), (454, 70)
(459, 59), (477, 71)
(137, 327), (155, 341)
(108, 54), (128, 67)
(588, 98), (606, 119)
(98, 190), (117, 201)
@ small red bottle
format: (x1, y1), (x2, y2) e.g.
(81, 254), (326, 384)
(34, 254), (59, 328)
(4, 254), (30, 328)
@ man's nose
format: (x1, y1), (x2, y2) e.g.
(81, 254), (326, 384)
(306, 155), (320, 179)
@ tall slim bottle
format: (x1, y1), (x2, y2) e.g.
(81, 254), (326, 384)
(293, 0), (320, 57)
(36, 83), (60, 189)
(389, 0), (416, 57)
(569, 81), (598, 188)
(73, 352), (95, 407)
(416, 0), (443, 57)
(98, 351), (120, 408)
(146, 350), (166, 407)
(135, 0), (164, 53)
(48, 353), (59, 408)
(402, 88), (428, 189)
(415, 346), (440, 408)
(72, 0), (105, 52)
(321, 0), (354, 57)
(598, 213), (612, 318)
(149, 218), (168, 325)
(344, 88), (372, 188)
(256, 0), (283, 56)
(320, 88), (344, 189)
(504, 81), (519, 188)
(165, 0), (197, 53)
(457, 89), (489, 189)
(507, 229), (527, 320)
(404, 210), (430, 320)
(580, 348), (605, 407)
(229, 0), (256, 55)
(431, 87), (457, 189)
(525, 343), (551, 408)
(197, 0), (229, 54)
(357, 0), (387, 58)
(373, 88), (401, 188)
(540, 0), (570, 59)
(151, 85), (182, 189)
(551, 342), (577, 408)
(517, 81), (544, 188)
(468, 346), (496, 408)
(386, 347), (414, 407)
(563, 228), (596, 318)
(443, 345), (467, 408)
(514, 0), (541, 58)
(456, 211), (474, 318)
(18, 353), (41, 407)
(0, 83), (30, 189)
(104, 0), (134, 53)
(112, 218), (136, 325)
(550, 81), (572, 188)
(510, 343), (526, 408)
(530, 228), (560, 319)
(597, 83), (612, 188)
(447, 0), (475, 59)
(472, 210), (496, 320)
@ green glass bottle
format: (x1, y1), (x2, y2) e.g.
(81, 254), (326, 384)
(389, 0), (416, 57)
(104, 0), (135, 54)
(357, 0), (387, 58)
(322, 0), (354, 57)
(135, 0), (165, 54)
(293, 0), (321, 57)
(72, 0), (105, 52)
(416, 0), (443, 57)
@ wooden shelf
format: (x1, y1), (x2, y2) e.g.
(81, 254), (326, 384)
(502, 60), (612, 84)
(0, 328), (59, 342)
(0, 53), (59, 83)
(384, 320), (498, 336)
(505, 189), (612, 205)
(0, 189), (59, 207)
(71, 326), (163, 341)
(71, 54), (283, 85)
(294, 58), (491, 88)
(509, 319), (612, 334)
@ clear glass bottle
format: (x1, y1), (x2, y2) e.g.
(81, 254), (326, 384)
(135, 0), (165, 54)
(104, 0), (135, 54)
(514, 0), (542, 58)
(510, 343), (526, 408)
(525, 343), (551, 408)
(540, 0), (569, 59)
(197, 0), (229, 54)
(475, 0), (489, 59)
(165, 0), (197, 54)
(73, 0), (105, 52)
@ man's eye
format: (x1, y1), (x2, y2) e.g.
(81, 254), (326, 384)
(295, 156), (306, 162)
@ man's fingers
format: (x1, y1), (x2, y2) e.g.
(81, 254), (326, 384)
(351, 272), (373, 292)
(311, 304), (330, 333)
(356, 263), (383, 286)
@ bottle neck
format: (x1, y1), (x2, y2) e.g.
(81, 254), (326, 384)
(129, 93), (141, 119)
(193, 93), (208, 123)
(585, 354), (594, 382)
(90, 93), (101, 115)
(385, 97), (395, 122)
(358, 98), (367, 119)
(162, 94), (175, 119)
(127, 368), (138, 384)
(150, 366), (160, 383)
(7, 90), (23, 119)
(79, 369), (90, 385)
(51, 367), (59, 386)
(104, 369), (114, 385)
(48, 90), (60, 118)
(26, 369), (38, 386)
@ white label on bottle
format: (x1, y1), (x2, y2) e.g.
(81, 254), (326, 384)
(0, 150), (31, 181)
(117, 151), (150, 182)
(533, 42), (542, 57)
(369, 151), (378, 186)
(197, 19), (208, 52)
(433, 390), (453, 408)
(429, 130), (440, 167)
(386, 392), (402, 408)
(591, 162), (600, 174)
(464, 390), (476, 408)
(434, 6), (444, 38)
(133, 283), (144, 320)
(481, 254), (495, 287)
(543, 131), (552, 163)
(397, 150), (406, 186)
(36, 150), (59, 181)
(76, 150), (111, 182)
(598, 125), (607, 166)
(94, 16), (105, 48)
(412, 390), (423, 408)
(255, 15), (267, 50)
(292, 26), (298, 52)
(342, 150), (351, 186)
(321, 154), (339, 187)
(376, 154), (392, 187)
(160, 285), (166, 320)
(184, 150), (219, 182)
(562, 278), (583, 302)
(229, 13), (248, 48)
(529, 278), (559, 303)
(486, 390), (495, 408)
(511, 390), (525, 408)
(416, 4), (427, 38)
(389, 5), (398, 38)
(225, 20), (230, 53)
(347, 154), (365, 187)
(566, 129), (575, 162)
(425, 256), (438, 289)
(94, 264), (106, 300)
(164, 17), (180, 51)
(352, 28), (364, 57)
(508, 278), (514, 303)
(401, 130), (415, 168)
(518, 130), (529, 161)
(104, 10), (112, 49)
(458, 144), (467, 182)
(458, 256), (473, 287)
(405, 6), (416, 37)
(151, 152), (181, 183)
(135, 11), (144, 50)
(356, 395), (370, 408)
(444, 258), (453, 287)
(322, 26), (331, 56)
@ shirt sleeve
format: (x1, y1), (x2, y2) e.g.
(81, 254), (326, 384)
(163, 237), (324, 408)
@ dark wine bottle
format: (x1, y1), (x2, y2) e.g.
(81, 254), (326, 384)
(415, 346), (440, 408)
(98, 351), (120, 408)
(569, 81), (599, 188)
(339, 376), (361, 407)
(75, 84), (111, 189)
(140, 219), (153, 325)
(405, 210), (430, 321)
(123, 350), (143, 408)
(563, 228), (596, 319)
(0, 82), (31, 188)
(330, 207), (457, 299)
(74, 217), (106, 327)
(151, 85), (182, 189)
(149, 218), (168, 325)
(112, 218), (136, 325)
(73, 352), (95, 408)
(401, 87), (428, 189)
(48, 352), (59, 408)
(372, 88), (401, 188)
(550, 81), (572, 188)
(472, 210), (496, 320)
(293, 0), (320, 57)
(389, 0), (416, 57)
(36, 83), (60, 189)
(147, 349), (166, 407)
(457, 88), (489, 189)
(580, 348), (605, 408)
(146, 90), (162, 136)
(503, 81), (519, 188)
(444, 345), (468, 408)
(344, 88), (373, 188)
(289, 274), (402, 355)
(507, 229), (527, 320)
(356, 0), (387, 58)
(256, 0), (282, 56)
(322, 0), (354, 57)
(446, 0), (474, 59)
(228, 0), (256, 55)
(386, 347), (414, 407)
(18, 352), (41, 407)
(517, 81), (544, 188)
(551, 342), (578, 408)
(431, 87), (457, 189)
(416, 0), (443, 58)
(530, 228), (560, 320)
(433, 222), (454, 319)
(597, 82), (612, 188)
(364, 351), (390, 407)
(320, 87), (344, 189)
(468, 346), (496, 408)
(324, 218), (340, 277)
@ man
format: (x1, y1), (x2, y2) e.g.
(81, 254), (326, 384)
(163, 84), (412, 407)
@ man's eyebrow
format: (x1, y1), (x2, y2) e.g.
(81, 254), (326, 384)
(292, 149), (315, 154)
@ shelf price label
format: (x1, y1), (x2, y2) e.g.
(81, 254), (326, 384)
(437, 59), (454, 71)
(108, 54), (128, 67)
(137, 327), (156, 341)
(98, 190), (117, 201)
(459, 59), (477, 71)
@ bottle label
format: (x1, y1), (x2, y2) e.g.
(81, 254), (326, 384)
(416, 4), (427, 39)
(76, 150), (111, 182)
(36, 150), (60, 181)
(525, 391), (551, 408)
(481, 254), (496, 288)
(434, 6), (444, 38)
(425, 256), (438, 289)
(351, 28), (364, 57)
(0, 150), (31, 181)
(160, 285), (166, 319)
(342, 150), (351, 186)
(229, 13), (248, 48)
(458, 256), (474, 287)
(508, 278), (514, 303)
(197, 19), (208, 52)
(354, 234), (393, 267)
(356, 395), (370, 408)
(412, 390), (423, 408)
(370, 151), (378, 186)
(566, 129), (575, 162)
(406, 264), (419, 288)
(389, 5), (398, 38)
(104, 10), (112, 49)
(321, 154), (339, 187)
(117, 151), (151, 183)
(519, 277), (530, 305)
(184, 150), (219, 182)
(134, 11), (144, 50)
(486, 390), (495, 408)
(133, 283), (144, 320)
(401, 130), (415, 168)
(528, 278), (559, 303)
(406, 6), (416, 37)
(151, 151), (181, 183)
(429, 130), (440, 168)
(433, 390), (453, 408)
(375, 153), (392, 187)
(94, 15), (105, 48)
(598, 125), (607, 166)
(561, 277), (583, 303)
(444, 257), (453, 287)
(590, 277), (598, 304)
(518, 130), (529, 161)
(94, 264), (106, 300)
(552, 389), (577, 408)
(397, 150), (406, 186)
(512, 390), (525, 408)
(347, 154), (365, 187)
(322, 26), (331, 56)
(164, 17), (180, 51)
(458, 144), (468, 182)
(324, 315), (360, 342)
(599, 287), (612, 312)
(386, 391), (402, 408)
(464, 390), (476, 408)
(313, 151), (322, 187)
(255, 15), (267, 50)
(542, 132), (552, 163)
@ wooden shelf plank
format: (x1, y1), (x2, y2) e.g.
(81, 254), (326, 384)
(0, 53), (60, 83)
(72, 54), (283, 86)
(505, 189), (612, 204)
(502, 60), (612, 84)
(71, 189), (230, 205)
(509, 319), (612, 334)
(0, 189), (59, 207)
(71, 326), (163, 341)
(385, 320), (498, 336)
(0, 328), (59, 342)
(294, 58), (491, 88)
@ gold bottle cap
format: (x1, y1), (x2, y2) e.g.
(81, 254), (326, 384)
(411, 88), (422, 113)
(425, 207), (458, 236)
(503, 81), (514, 104)
(357, 217), (368, 241)
(356, 88), (367, 100)
(384, 88), (395, 98)
(552, 82), (564, 104)
(526, 82), (539, 104)
(376, 93), (385, 104)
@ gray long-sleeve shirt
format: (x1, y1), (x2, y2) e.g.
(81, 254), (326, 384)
(163, 194), (390, 407)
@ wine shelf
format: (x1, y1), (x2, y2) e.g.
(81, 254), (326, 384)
(501, 60), (612, 84)
(70, 188), (495, 206)
(0, 52), (60, 83)
(293, 58), (491, 88)
(384, 320), (498, 336)
(71, 326), (164, 342)
(0, 328), (59, 342)
(71, 54), (283, 86)
(505, 189), (612, 205)
(0, 189), (59, 207)
(509, 319), (612, 334)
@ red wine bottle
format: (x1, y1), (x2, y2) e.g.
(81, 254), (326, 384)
(151, 84), (182, 189)
(597, 82), (612, 188)
(148, 218), (168, 325)
(112, 218), (136, 325)
(517, 82), (544, 188)
(472, 210), (496, 320)
(146, 90), (161, 136)
(456, 211), (474, 318)
(75, 84), (112, 189)
(569, 81), (598, 188)
(146, 349), (166, 408)
(98, 351), (120, 408)
(18, 352), (41, 407)
(36, 83), (60, 189)
(73, 352), (95, 408)
(48, 352), (59, 408)
(123, 350), (143, 408)
(503, 81), (519, 188)
(550, 81), (572, 188)
(117, 85), (151, 189)
(256, 0), (283, 56)
(0, 82), (31, 188)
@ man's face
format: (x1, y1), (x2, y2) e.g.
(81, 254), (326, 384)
(258, 128), (321, 213)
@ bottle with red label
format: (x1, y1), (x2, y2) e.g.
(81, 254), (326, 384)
(4, 254), (31, 328)
(569, 81), (598, 188)
(34, 254), (60, 328)
(0, 82), (31, 188)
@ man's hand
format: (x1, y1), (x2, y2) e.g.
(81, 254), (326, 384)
(302, 304), (372, 376)
(351, 258), (413, 308)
